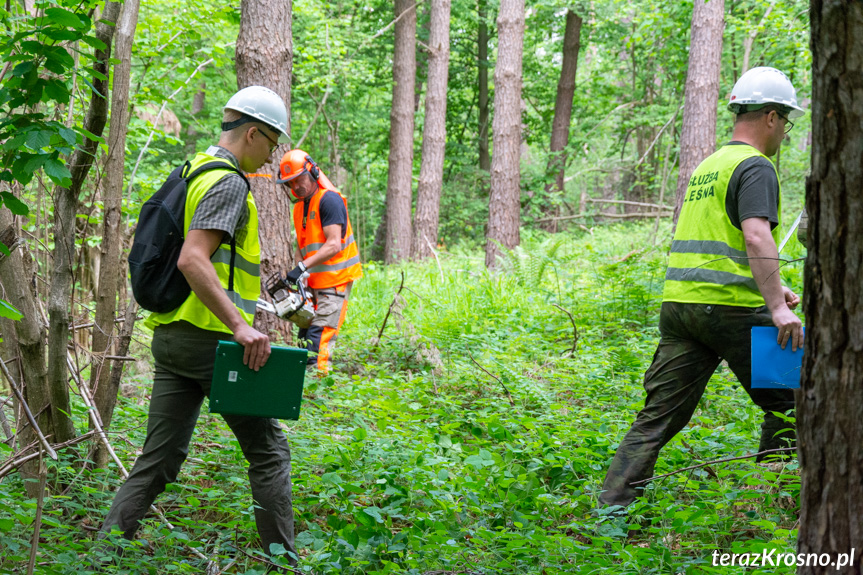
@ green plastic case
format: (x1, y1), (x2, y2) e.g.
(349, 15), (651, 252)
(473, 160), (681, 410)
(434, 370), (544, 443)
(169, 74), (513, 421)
(210, 341), (307, 420)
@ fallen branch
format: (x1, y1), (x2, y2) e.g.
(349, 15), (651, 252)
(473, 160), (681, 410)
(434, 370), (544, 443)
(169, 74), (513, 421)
(534, 211), (673, 224)
(126, 57), (214, 198)
(550, 304), (579, 356)
(0, 353), (58, 459)
(585, 198), (674, 211)
(365, 1), (422, 44)
(629, 447), (796, 485)
(295, 89), (330, 149)
(373, 271), (406, 347)
(424, 235), (444, 283)
(467, 350), (515, 407)
(0, 432), (95, 480)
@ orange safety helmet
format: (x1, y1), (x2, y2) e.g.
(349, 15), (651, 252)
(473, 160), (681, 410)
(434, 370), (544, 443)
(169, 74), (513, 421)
(276, 149), (320, 185)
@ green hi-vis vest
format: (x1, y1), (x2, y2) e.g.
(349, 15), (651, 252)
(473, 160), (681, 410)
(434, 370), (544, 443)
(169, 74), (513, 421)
(662, 144), (781, 307)
(145, 153), (261, 334)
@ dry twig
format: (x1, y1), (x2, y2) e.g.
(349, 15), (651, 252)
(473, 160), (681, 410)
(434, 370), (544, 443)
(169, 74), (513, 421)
(467, 350), (515, 407)
(629, 447), (796, 485)
(551, 303), (579, 356)
(374, 270), (406, 347)
(0, 352), (57, 459)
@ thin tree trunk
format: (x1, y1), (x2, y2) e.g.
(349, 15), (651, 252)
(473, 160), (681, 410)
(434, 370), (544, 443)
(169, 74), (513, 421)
(46, 1), (121, 445)
(478, 0), (491, 172)
(236, 0), (294, 343)
(741, 0), (775, 73)
(0, 206), (48, 496)
(411, 0), (451, 260)
(90, 0), (139, 467)
(485, 0), (525, 269)
(185, 83), (206, 157)
(672, 0), (724, 224)
(797, 2), (863, 572)
(384, 0), (417, 263)
(540, 10), (582, 233)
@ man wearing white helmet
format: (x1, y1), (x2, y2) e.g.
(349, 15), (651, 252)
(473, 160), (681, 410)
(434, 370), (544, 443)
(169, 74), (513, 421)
(600, 67), (805, 508)
(99, 86), (299, 566)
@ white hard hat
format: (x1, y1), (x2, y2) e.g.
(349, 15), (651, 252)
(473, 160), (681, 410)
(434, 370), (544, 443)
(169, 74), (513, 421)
(728, 67), (805, 119)
(223, 86), (291, 143)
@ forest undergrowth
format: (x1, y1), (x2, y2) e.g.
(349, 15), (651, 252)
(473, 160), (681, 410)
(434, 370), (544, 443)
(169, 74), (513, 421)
(0, 217), (808, 575)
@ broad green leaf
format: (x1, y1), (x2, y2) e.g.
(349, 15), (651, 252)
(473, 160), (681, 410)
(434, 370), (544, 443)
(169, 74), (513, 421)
(25, 130), (52, 150)
(44, 7), (86, 30)
(1, 192), (29, 216)
(362, 506), (384, 523)
(11, 61), (34, 77)
(44, 158), (72, 185)
(0, 300), (22, 321)
(81, 35), (107, 51)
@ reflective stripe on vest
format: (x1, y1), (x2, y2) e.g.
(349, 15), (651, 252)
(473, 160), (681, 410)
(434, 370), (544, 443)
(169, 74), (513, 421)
(299, 234), (355, 258)
(293, 186), (362, 289)
(662, 144), (781, 307)
(144, 152), (261, 334)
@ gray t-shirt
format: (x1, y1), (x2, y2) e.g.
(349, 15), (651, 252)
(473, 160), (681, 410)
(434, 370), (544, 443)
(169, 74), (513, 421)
(724, 141), (779, 230)
(188, 146), (250, 244)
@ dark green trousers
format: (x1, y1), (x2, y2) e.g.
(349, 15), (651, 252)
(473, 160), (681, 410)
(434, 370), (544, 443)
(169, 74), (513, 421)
(600, 302), (796, 507)
(100, 321), (296, 562)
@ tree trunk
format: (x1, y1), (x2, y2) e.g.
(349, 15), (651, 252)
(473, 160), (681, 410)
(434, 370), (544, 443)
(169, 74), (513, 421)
(185, 83), (206, 157)
(672, 0), (724, 224)
(540, 10), (582, 233)
(90, 0), (139, 467)
(236, 0), (294, 343)
(411, 0), (451, 260)
(0, 206), (49, 496)
(384, 0), (417, 263)
(46, 1), (122, 445)
(797, 2), (863, 573)
(485, 0), (525, 269)
(478, 0), (491, 172)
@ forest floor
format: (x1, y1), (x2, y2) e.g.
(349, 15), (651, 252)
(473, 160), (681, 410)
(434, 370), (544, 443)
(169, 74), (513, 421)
(0, 217), (808, 574)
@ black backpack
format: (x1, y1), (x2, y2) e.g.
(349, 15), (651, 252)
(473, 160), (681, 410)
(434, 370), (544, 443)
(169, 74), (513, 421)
(129, 161), (250, 313)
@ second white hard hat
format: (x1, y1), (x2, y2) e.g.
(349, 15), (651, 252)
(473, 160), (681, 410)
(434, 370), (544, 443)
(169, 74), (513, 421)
(224, 86), (291, 143)
(728, 67), (805, 119)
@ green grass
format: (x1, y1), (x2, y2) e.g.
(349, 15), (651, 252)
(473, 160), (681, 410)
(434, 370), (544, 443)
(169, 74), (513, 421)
(0, 219), (806, 574)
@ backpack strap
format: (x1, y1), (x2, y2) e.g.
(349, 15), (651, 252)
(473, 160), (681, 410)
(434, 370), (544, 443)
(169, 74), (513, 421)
(182, 160), (252, 295)
(183, 160), (252, 190)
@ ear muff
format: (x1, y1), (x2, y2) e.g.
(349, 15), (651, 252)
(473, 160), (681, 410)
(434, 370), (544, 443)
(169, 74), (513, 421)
(305, 155), (320, 180)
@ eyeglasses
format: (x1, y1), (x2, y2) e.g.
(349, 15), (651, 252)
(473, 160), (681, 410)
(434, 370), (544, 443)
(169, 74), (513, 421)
(779, 114), (794, 135)
(767, 108), (794, 135)
(258, 128), (279, 152)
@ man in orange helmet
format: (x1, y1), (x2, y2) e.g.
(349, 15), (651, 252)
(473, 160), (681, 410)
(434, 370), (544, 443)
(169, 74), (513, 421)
(276, 149), (362, 372)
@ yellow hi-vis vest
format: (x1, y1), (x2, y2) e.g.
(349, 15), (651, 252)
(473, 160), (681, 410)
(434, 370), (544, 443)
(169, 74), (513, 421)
(662, 144), (781, 307)
(144, 153), (261, 333)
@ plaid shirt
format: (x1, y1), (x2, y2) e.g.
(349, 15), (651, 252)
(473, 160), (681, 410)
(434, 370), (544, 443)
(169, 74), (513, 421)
(189, 146), (250, 244)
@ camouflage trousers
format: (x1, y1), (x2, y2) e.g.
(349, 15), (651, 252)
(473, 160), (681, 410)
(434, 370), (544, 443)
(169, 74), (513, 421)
(600, 302), (796, 508)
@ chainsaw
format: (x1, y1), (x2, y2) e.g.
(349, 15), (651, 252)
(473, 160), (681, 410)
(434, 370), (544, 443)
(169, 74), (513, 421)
(256, 272), (315, 329)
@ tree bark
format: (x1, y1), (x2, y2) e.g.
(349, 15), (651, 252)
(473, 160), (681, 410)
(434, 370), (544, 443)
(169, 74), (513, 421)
(478, 0), (491, 172)
(798, 2), (863, 573)
(185, 83), (206, 157)
(485, 0), (525, 269)
(384, 0), (417, 263)
(411, 0), (451, 260)
(236, 0), (294, 343)
(540, 11), (582, 233)
(0, 206), (49, 496)
(46, 1), (122, 445)
(672, 0), (724, 224)
(90, 0), (139, 467)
